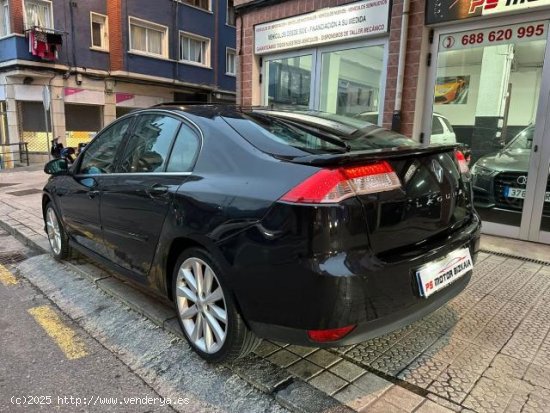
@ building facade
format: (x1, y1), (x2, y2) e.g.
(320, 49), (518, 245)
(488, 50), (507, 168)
(0, 0), (236, 162)
(235, 0), (550, 244)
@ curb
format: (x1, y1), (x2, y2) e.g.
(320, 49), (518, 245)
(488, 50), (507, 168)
(0, 217), (354, 413)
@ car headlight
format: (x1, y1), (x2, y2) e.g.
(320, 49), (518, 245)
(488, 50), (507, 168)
(470, 164), (495, 176)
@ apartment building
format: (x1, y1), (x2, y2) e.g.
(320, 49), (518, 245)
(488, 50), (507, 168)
(0, 0), (236, 161)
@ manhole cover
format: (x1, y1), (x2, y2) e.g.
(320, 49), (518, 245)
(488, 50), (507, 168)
(6, 188), (42, 196)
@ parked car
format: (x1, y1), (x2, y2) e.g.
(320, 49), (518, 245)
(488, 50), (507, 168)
(43, 105), (481, 362)
(470, 124), (550, 215)
(355, 112), (457, 145)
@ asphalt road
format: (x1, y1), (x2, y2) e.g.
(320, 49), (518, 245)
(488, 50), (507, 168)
(0, 258), (176, 412)
(0, 231), (289, 413)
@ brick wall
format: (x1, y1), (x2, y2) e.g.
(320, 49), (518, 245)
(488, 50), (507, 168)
(236, 0), (427, 137)
(9, 0), (24, 34)
(383, 0), (426, 136)
(107, 0), (124, 71)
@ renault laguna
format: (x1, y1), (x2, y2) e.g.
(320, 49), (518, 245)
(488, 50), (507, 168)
(43, 105), (481, 362)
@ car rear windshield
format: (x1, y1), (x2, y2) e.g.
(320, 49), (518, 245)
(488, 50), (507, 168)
(222, 110), (418, 157)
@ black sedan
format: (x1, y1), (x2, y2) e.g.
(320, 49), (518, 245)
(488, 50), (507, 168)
(43, 105), (481, 362)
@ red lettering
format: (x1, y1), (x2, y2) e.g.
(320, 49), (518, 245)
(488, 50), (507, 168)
(469, 0), (485, 14)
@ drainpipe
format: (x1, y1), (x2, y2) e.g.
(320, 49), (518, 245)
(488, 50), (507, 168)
(392, 0), (410, 133)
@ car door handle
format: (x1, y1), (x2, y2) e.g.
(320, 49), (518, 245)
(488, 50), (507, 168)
(88, 190), (100, 199)
(146, 184), (169, 198)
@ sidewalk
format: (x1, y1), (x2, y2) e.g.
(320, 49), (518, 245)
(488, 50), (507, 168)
(1, 168), (550, 413)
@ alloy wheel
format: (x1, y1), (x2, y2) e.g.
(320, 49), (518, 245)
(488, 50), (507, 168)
(175, 257), (228, 354)
(46, 207), (62, 255)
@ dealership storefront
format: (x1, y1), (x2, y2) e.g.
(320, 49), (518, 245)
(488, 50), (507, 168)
(254, 0), (391, 124)
(235, 0), (550, 244)
(423, 0), (550, 244)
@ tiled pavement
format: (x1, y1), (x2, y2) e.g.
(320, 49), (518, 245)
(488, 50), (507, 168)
(1, 168), (550, 413)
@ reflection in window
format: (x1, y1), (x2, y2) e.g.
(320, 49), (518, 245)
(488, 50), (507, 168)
(79, 119), (131, 175)
(320, 45), (384, 116)
(166, 124), (200, 172)
(118, 115), (180, 173)
(267, 55), (312, 110)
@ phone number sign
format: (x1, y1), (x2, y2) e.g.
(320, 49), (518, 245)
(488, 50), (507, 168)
(440, 21), (548, 51)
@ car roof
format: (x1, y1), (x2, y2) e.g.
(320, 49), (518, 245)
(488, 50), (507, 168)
(149, 103), (251, 119)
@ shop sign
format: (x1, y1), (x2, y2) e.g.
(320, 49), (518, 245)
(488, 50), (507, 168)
(439, 20), (548, 50)
(254, 0), (389, 55)
(116, 93), (134, 104)
(427, 0), (550, 25)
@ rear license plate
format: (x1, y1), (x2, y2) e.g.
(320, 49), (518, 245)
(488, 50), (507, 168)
(505, 186), (550, 202)
(416, 248), (473, 298)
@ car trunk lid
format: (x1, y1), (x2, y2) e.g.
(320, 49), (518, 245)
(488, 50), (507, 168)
(281, 146), (473, 255)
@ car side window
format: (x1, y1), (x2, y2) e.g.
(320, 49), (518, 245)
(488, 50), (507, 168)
(432, 116), (444, 135)
(166, 123), (200, 172)
(118, 114), (180, 173)
(79, 118), (132, 175)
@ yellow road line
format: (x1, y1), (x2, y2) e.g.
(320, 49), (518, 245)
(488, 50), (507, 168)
(0, 264), (18, 286)
(28, 306), (88, 360)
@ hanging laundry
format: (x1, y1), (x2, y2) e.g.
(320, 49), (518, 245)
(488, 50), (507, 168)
(28, 29), (62, 61)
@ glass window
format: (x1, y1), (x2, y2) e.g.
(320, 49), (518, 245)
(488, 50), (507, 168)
(266, 55), (312, 110)
(432, 116), (444, 135)
(118, 115), (180, 173)
(166, 124), (200, 172)
(182, 0), (210, 11)
(129, 18), (167, 58)
(91, 13), (108, 50)
(79, 118), (132, 175)
(226, 48), (236, 75)
(180, 33), (210, 66)
(25, 0), (52, 29)
(320, 45), (384, 117)
(227, 0), (235, 26)
(1, 0), (9, 37)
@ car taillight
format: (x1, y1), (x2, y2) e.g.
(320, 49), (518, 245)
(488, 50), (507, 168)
(307, 325), (356, 343)
(455, 150), (469, 174)
(280, 161), (401, 204)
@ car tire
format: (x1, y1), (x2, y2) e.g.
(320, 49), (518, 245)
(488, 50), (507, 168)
(172, 247), (261, 363)
(44, 202), (71, 260)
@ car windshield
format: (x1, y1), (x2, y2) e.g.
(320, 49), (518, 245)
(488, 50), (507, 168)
(222, 110), (418, 156)
(506, 125), (534, 151)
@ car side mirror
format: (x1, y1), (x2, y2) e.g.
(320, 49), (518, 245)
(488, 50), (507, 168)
(44, 158), (69, 176)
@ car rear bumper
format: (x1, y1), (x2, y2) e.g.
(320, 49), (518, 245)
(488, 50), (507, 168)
(249, 271), (471, 347)
(242, 214), (481, 347)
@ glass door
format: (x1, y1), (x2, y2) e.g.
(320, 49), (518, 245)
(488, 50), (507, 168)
(534, 111), (550, 243)
(426, 18), (550, 242)
(537, 157), (550, 242)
